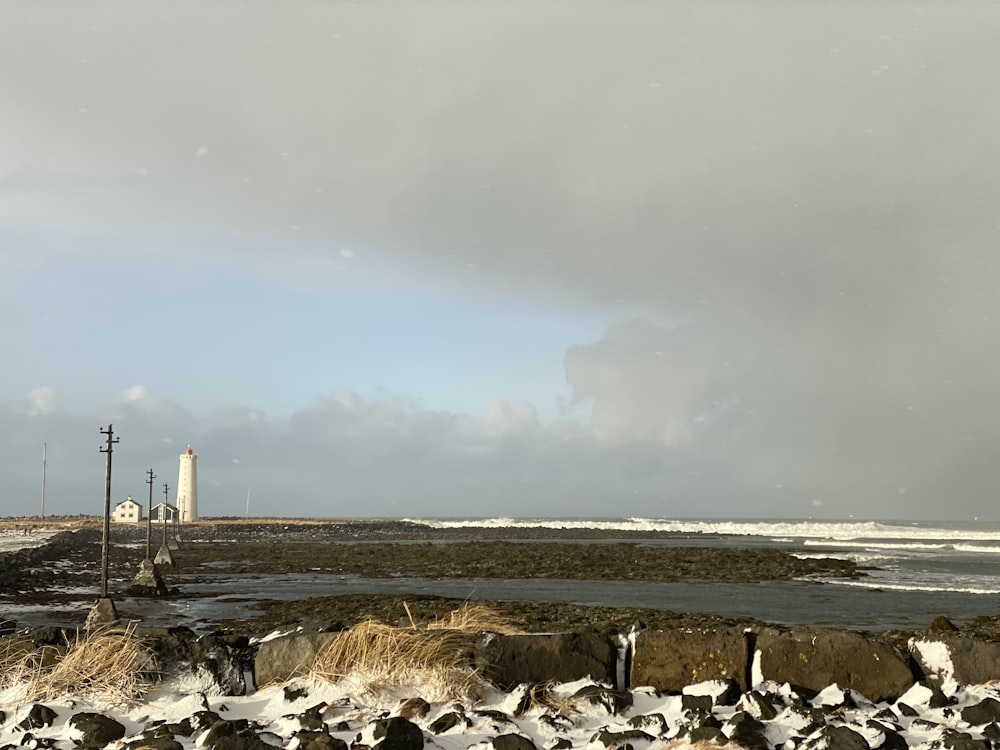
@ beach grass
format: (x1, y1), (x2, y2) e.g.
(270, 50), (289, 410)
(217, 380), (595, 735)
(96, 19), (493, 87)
(311, 602), (521, 703)
(0, 624), (156, 705)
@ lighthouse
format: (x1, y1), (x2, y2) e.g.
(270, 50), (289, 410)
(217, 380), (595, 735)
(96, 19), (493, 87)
(176, 446), (199, 522)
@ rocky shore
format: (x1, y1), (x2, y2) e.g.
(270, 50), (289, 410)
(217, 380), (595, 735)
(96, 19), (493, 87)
(5, 518), (859, 636)
(7, 520), (1000, 749)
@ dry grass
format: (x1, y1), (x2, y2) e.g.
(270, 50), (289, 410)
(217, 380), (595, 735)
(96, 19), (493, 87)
(0, 624), (156, 705)
(311, 602), (521, 703)
(427, 602), (522, 635)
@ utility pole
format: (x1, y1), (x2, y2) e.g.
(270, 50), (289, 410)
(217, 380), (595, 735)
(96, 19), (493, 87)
(145, 468), (156, 560)
(162, 482), (170, 547)
(98, 425), (119, 600)
(41, 442), (47, 518)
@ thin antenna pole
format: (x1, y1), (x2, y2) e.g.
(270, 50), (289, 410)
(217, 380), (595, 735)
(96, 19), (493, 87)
(99, 424), (119, 599)
(41, 442), (47, 518)
(145, 468), (156, 560)
(246, 483), (251, 518)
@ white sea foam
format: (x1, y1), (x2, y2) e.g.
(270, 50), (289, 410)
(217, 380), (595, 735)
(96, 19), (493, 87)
(803, 540), (952, 552)
(815, 578), (1000, 596)
(408, 517), (1000, 542)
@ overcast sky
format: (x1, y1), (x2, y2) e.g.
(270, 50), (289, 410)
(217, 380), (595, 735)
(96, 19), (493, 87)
(2, 1), (998, 520)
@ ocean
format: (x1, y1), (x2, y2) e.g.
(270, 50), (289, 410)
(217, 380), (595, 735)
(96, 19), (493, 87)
(4, 517), (1000, 631)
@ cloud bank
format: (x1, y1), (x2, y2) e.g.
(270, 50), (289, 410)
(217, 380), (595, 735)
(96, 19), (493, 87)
(1, 2), (998, 519)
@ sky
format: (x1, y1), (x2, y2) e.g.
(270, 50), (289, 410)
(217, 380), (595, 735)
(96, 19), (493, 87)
(1, 1), (999, 521)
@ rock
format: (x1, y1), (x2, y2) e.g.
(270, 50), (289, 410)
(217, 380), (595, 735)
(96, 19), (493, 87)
(18, 704), (57, 730)
(961, 698), (1000, 726)
(295, 730), (348, 750)
(738, 691), (778, 721)
(297, 703), (328, 731)
(874, 727), (909, 750)
(626, 713), (668, 735)
(590, 729), (654, 748)
(685, 725), (728, 746)
(143, 627), (245, 695)
(427, 712), (468, 734)
(491, 735), (536, 750)
(911, 637), (1000, 692)
(725, 711), (769, 750)
(930, 616), (959, 632)
(754, 626), (914, 702)
(568, 684), (633, 714)
(68, 713), (126, 748)
(630, 626), (748, 692)
(473, 632), (617, 691)
(680, 694), (712, 713)
(396, 698), (430, 721)
(253, 632), (339, 687)
(939, 729), (990, 750)
(123, 738), (185, 750)
(800, 725), (869, 750)
(370, 716), (423, 750)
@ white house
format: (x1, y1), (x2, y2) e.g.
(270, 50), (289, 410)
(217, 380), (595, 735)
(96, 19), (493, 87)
(111, 496), (143, 523)
(150, 502), (179, 523)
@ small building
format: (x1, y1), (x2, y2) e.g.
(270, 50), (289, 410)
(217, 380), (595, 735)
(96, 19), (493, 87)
(150, 501), (179, 523)
(111, 496), (143, 523)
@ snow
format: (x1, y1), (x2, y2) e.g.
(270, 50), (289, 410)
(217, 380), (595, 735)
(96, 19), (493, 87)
(909, 637), (958, 695)
(5, 657), (1000, 750)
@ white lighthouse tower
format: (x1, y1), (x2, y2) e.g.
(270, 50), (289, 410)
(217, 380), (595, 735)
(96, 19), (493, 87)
(176, 445), (199, 522)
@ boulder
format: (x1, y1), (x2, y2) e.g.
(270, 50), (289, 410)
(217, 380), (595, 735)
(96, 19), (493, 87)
(473, 632), (617, 691)
(754, 626), (914, 702)
(253, 632), (340, 687)
(370, 716), (423, 750)
(142, 627), (245, 695)
(68, 713), (126, 749)
(910, 637), (1000, 691)
(631, 626), (748, 692)
(491, 735), (536, 750)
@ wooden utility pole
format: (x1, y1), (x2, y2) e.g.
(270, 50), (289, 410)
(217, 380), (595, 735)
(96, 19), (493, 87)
(162, 482), (170, 546)
(99, 425), (119, 599)
(145, 468), (156, 560)
(41, 442), (47, 518)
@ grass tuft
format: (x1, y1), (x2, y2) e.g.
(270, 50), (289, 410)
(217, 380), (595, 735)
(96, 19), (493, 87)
(0, 624), (156, 705)
(311, 602), (521, 703)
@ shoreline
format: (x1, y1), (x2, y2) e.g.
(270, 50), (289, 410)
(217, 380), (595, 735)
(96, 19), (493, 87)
(3, 518), (1000, 646)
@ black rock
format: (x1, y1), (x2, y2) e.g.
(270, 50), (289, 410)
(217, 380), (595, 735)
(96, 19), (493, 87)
(68, 713), (126, 749)
(491, 735), (536, 750)
(18, 705), (57, 730)
(961, 697), (1000, 726)
(803, 725), (868, 750)
(427, 712), (468, 734)
(626, 713), (668, 735)
(680, 694), (712, 713)
(591, 729), (653, 748)
(740, 690), (779, 721)
(370, 717), (423, 750)
(686, 726), (728, 746)
(295, 730), (348, 750)
(568, 685), (633, 714)
(940, 729), (990, 750)
(726, 711), (769, 750)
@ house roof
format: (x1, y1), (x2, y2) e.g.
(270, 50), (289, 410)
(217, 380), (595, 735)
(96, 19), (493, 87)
(150, 501), (178, 511)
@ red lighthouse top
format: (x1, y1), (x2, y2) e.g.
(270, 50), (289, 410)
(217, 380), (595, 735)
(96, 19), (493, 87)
(185, 446), (193, 455)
